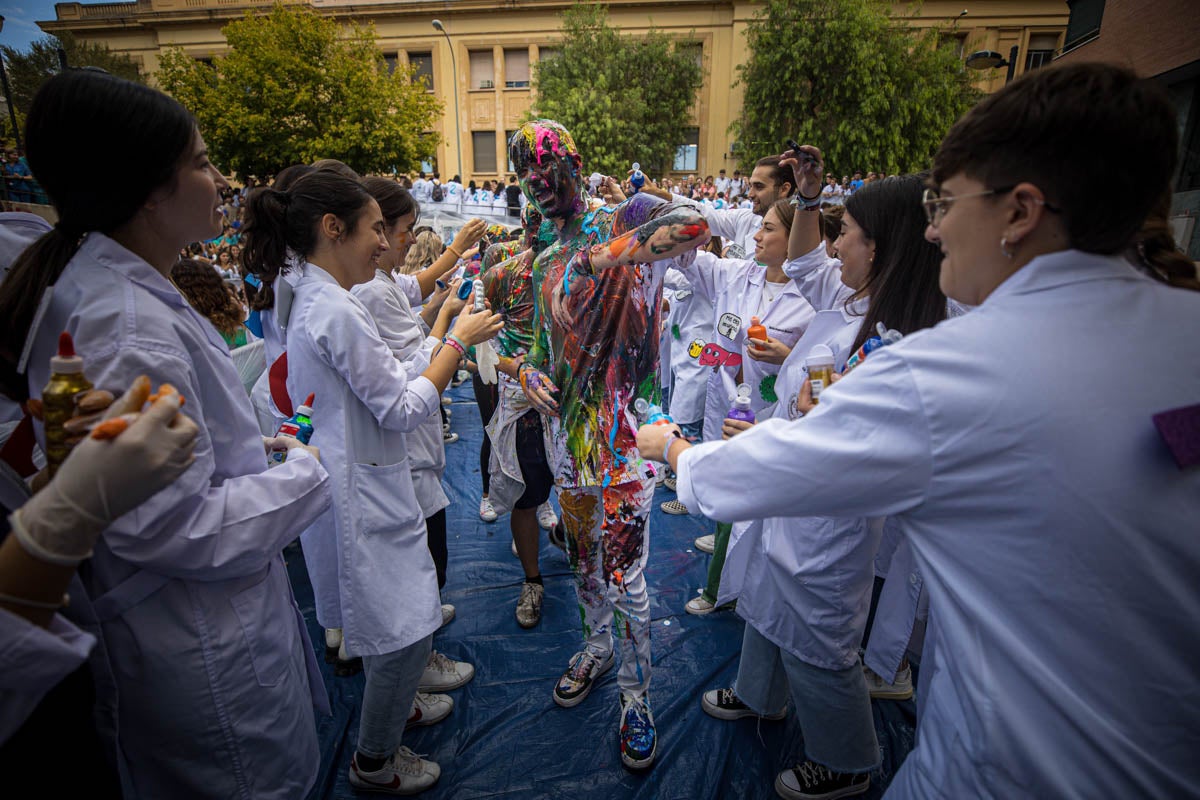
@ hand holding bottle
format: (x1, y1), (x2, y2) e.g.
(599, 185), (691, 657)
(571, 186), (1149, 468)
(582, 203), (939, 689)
(448, 295), (504, 347)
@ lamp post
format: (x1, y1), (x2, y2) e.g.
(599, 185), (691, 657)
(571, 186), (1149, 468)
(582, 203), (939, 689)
(965, 44), (1020, 85)
(0, 16), (23, 150)
(431, 19), (463, 183)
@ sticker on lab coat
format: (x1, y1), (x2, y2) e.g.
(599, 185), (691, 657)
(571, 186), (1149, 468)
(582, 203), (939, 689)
(717, 313), (742, 340)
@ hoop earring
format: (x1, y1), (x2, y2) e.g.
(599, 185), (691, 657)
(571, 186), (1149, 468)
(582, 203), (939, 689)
(1000, 236), (1015, 260)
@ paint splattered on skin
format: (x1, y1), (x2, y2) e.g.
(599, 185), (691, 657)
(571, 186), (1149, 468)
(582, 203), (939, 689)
(759, 373), (778, 403)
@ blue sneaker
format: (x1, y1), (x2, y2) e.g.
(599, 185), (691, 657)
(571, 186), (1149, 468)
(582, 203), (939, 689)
(619, 693), (657, 769)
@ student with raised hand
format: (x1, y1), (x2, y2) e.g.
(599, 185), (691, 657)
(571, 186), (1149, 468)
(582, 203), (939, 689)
(640, 63), (1200, 799)
(0, 69), (334, 800)
(243, 170), (502, 795)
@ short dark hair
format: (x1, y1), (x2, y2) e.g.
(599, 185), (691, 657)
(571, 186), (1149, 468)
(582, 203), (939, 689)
(753, 155), (796, 197)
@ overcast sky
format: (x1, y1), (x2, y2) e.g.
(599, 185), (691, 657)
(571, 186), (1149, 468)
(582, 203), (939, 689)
(1, 0), (64, 52)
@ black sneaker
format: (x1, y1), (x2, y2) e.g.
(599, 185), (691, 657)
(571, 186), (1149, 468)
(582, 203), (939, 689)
(553, 649), (614, 707)
(774, 761), (870, 800)
(702, 687), (787, 721)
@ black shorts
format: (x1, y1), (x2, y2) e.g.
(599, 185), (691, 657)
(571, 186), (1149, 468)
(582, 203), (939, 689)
(513, 410), (553, 509)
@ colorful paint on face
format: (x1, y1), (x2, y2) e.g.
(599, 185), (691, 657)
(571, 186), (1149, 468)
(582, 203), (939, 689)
(509, 120), (586, 220)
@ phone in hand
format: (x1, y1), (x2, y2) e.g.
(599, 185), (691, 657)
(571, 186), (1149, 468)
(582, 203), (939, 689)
(786, 139), (817, 167)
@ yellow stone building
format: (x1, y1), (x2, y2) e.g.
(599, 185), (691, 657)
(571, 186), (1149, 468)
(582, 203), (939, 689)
(41, 0), (1070, 182)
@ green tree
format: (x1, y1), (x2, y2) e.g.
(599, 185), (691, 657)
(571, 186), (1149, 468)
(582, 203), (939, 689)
(157, 3), (441, 178)
(733, 0), (980, 177)
(1, 32), (144, 119)
(530, 3), (704, 176)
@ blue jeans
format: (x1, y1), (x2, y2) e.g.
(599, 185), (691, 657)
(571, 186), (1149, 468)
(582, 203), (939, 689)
(734, 624), (879, 773)
(356, 634), (433, 759)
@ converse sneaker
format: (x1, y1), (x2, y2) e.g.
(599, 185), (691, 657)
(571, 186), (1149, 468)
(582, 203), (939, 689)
(702, 687), (787, 721)
(407, 692), (453, 727)
(553, 649), (615, 708)
(419, 650), (474, 692)
(618, 693), (657, 770)
(864, 663), (913, 701)
(774, 760), (870, 800)
(536, 501), (558, 530)
(479, 496), (498, 522)
(547, 521), (567, 552)
(443, 431), (459, 444)
(440, 604), (455, 628)
(685, 593), (717, 615)
(515, 581), (544, 629)
(348, 747), (440, 794)
(694, 533), (716, 553)
(324, 628), (342, 664)
(660, 499), (690, 515)
(335, 639), (363, 677)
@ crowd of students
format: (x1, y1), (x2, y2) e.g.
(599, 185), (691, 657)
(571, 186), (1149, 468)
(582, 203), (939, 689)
(0, 60), (1197, 800)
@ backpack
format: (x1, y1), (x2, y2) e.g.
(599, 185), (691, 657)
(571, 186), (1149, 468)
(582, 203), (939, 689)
(431, 183), (445, 202)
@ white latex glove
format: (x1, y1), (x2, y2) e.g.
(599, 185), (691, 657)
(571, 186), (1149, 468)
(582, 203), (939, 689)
(11, 377), (199, 566)
(262, 435), (321, 464)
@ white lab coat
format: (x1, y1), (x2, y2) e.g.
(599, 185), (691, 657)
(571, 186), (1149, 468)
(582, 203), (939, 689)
(0, 608), (95, 745)
(351, 270), (449, 518)
(671, 193), (760, 255)
(662, 267), (711, 425)
(677, 251), (814, 442)
(285, 262), (442, 657)
(678, 249), (1200, 797)
(25, 233), (333, 800)
(716, 243), (874, 668)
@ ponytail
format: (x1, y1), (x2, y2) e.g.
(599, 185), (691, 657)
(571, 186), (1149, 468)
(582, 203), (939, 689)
(1126, 193), (1200, 292)
(241, 187), (293, 311)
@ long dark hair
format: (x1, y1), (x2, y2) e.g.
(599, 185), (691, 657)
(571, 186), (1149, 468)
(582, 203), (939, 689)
(0, 70), (195, 401)
(241, 171), (373, 310)
(843, 174), (948, 354)
(361, 177), (418, 226)
(933, 62), (1195, 291)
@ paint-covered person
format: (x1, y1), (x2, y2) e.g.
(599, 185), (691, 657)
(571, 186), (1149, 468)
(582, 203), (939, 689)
(510, 120), (710, 769)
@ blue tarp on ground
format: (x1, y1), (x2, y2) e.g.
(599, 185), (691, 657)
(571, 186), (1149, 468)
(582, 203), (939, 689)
(290, 383), (916, 799)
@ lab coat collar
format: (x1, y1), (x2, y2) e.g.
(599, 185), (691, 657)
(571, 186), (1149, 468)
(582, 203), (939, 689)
(840, 294), (869, 323)
(84, 233), (186, 308)
(986, 249), (1146, 305)
(300, 261), (341, 288)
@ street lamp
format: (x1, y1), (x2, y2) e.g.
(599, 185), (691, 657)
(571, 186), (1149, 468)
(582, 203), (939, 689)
(431, 19), (463, 183)
(0, 16), (24, 150)
(965, 44), (1020, 85)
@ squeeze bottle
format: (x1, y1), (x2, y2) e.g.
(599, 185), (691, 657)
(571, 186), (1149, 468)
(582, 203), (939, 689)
(805, 344), (835, 404)
(843, 322), (903, 372)
(473, 278), (500, 385)
(633, 398), (673, 426)
(746, 316), (768, 350)
(269, 393), (315, 465)
(42, 331), (94, 477)
(726, 383), (756, 423)
(630, 162), (646, 193)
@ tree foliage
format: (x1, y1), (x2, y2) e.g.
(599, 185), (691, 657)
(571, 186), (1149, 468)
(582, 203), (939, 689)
(156, 3), (442, 178)
(1, 32), (144, 119)
(530, 3), (704, 176)
(733, 0), (981, 176)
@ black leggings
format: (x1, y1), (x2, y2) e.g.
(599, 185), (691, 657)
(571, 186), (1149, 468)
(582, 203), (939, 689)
(425, 508), (447, 590)
(473, 374), (499, 495)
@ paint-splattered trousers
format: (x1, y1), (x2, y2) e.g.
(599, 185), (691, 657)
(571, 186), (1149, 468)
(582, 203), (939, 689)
(559, 477), (655, 698)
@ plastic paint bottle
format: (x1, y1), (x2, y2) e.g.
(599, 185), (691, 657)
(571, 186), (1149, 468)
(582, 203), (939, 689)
(630, 162), (645, 193)
(473, 278), (500, 385)
(269, 393), (315, 465)
(746, 316), (768, 350)
(633, 398), (673, 426)
(843, 322), (903, 372)
(805, 344), (835, 405)
(42, 331), (94, 477)
(727, 383), (756, 423)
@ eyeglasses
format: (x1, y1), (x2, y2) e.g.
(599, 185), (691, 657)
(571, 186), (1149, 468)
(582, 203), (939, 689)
(922, 186), (1060, 227)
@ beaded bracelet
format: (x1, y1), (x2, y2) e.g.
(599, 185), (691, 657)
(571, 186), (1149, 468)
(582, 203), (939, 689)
(442, 335), (467, 358)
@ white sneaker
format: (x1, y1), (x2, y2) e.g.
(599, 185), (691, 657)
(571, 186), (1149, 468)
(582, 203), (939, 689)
(440, 604), (455, 627)
(324, 628), (342, 663)
(863, 663), (914, 700)
(685, 593), (717, 615)
(441, 396), (452, 406)
(664, 476), (677, 492)
(479, 497), (498, 522)
(694, 534), (716, 553)
(443, 431), (459, 444)
(661, 499), (690, 515)
(407, 692), (453, 727)
(349, 747), (440, 794)
(536, 501), (558, 530)
(419, 650), (475, 691)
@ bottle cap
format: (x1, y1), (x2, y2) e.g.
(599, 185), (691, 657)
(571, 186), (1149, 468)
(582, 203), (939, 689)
(633, 398), (650, 417)
(50, 331), (85, 374)
(297, 393), (315, 414)
(632, 162), (641, 172)
(733, 383), (753, 408)
(805, 343), (834, 368)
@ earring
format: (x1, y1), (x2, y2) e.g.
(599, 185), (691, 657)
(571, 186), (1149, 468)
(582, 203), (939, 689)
(1000, 236), (1015, 260)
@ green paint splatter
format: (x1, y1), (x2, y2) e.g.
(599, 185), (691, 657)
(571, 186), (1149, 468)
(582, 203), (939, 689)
(671, 323), (681, 341)
(759, 374), (778, 404)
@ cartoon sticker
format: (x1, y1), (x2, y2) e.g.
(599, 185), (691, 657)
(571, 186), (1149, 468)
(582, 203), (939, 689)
(717, 312), (742, 340)
(687, 338), (705, 358)
(697, 343), (743, 368)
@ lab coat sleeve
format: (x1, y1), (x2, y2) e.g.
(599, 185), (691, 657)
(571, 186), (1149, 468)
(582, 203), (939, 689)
(783, 243), (854, 312)
(662, 267), (692, 294)
(353, 280), (433, 379)
(309, 291), (439, 433)
(0, 608), (95, 745)
(676, 350), (932, 522)
(393, 272), (425, 306)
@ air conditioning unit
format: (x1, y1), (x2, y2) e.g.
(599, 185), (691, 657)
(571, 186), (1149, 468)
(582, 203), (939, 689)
(480, 79), (495, 89)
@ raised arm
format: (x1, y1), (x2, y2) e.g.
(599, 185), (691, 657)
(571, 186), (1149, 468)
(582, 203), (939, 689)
(784, 144), (826, 260)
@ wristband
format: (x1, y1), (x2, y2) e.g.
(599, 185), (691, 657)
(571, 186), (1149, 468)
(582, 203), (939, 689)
(442, 335), (466, 358)
(446, 245), (464, 260)
(662, 427), (684, 462)
(790, 193), (821, 210)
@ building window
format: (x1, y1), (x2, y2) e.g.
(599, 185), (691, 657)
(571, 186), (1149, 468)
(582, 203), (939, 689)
(504, 49), (530, 88)
(408, 51), (433, 91)
(1063, 0), (1105, 52)
(539, 47), (560, 63)
(1024, 33), (1060, 71)
(470, 50), (495, 90)
(938, 33), (967, 60)
(383, 53), (398, 76)
(473, 131), (498, 173)
(678, 42), (703, 69)
(674, 128), (699, 172)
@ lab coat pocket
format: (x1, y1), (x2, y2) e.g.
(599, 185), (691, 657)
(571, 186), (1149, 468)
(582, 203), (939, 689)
(350, 460), (423, 536)
(231, 568), (292, 688)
